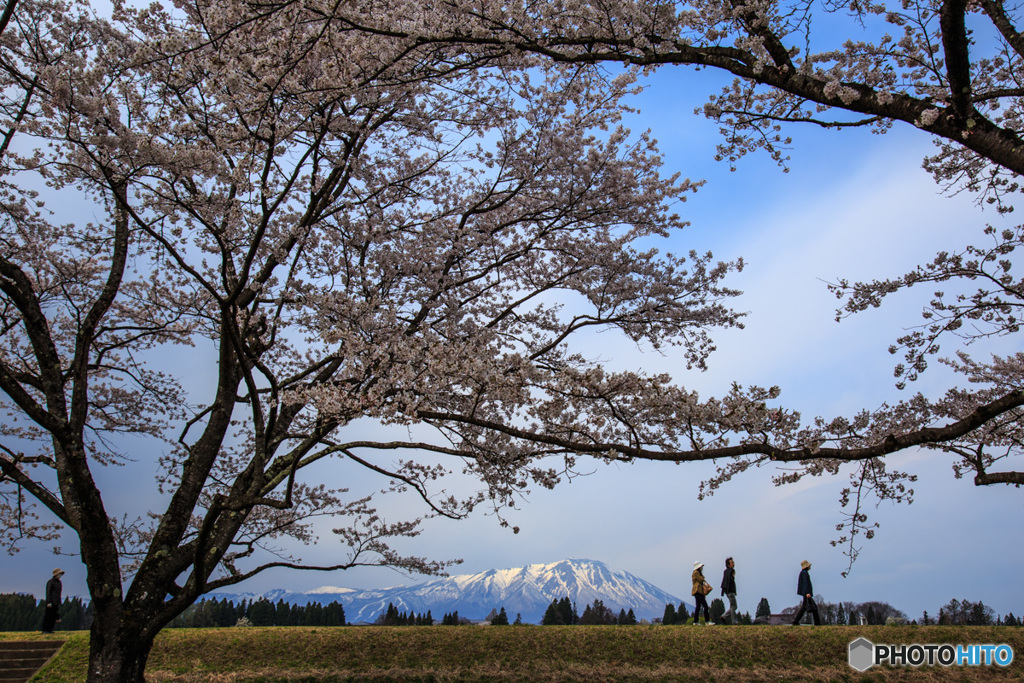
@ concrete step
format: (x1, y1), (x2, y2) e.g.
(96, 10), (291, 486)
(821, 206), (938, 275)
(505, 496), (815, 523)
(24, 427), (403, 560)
(0, 641), (64, 683)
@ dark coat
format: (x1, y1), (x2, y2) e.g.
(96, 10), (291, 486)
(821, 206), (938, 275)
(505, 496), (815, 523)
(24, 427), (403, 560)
(721, 567), (736, 595)
(45, 577), (62, 607)
(797, 568), (813, 597)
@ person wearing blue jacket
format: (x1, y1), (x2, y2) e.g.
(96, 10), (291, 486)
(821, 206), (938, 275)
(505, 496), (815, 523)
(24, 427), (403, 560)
(791, 560), (821, 625)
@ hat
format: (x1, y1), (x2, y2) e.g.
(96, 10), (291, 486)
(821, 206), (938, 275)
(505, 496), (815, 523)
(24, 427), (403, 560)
(52, 568), (64, 577)
(693, 561), (704, 570)
(800, 560), (811, 569)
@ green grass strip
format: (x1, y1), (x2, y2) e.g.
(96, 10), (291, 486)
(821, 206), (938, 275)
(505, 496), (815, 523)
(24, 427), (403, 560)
(5, 625), (1022, 682)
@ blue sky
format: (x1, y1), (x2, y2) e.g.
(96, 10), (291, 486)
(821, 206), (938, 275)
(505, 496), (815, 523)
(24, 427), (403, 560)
(3, 42), (1023, 624)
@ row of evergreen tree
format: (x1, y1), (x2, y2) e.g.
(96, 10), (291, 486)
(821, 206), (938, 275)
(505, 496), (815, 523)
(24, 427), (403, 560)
(168, 597), (347, 628)
(0, 593), (93, 631)
(779, 598), (904, 625)
(376, 604), (524, 625)
(924, 599), (1021, 626)
(787, 597), (1024, 626)
(662, 599), (754, 625)
(541, 597), (642, 625)
(440, 610), (462, 625)
(755, 595), (1024, 626)
(374, 603), (434, 625)
(6, 591), (1022, 631)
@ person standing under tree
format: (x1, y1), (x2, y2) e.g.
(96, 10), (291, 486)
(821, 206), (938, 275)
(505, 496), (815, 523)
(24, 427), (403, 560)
(791, 560), (821, 625)
(721, 557), (737, 624)
(691, 561), (713, 625)
(41, 568), (64, 633)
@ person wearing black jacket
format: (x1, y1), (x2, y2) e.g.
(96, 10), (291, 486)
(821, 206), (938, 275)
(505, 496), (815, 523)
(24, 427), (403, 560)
(720, 557), (737, 624)
(791, 560), (821, 625)
(41, 568), (64, 633)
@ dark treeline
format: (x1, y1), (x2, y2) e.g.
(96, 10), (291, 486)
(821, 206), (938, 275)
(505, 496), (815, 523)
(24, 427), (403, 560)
(443, 607), (521, 625)
(580, 600), (638, 625)
(375, 603), (433, 625)
(781, 597), (1024, 626)
(661, 601), (690, 625)
(0, 593), (92, 631)
(168, 597), (347, 628)
(928, 599), (1023, 626)
(819, 598), (1024, 626)
(659, 596), (1024, 626)
(7, 591), (1021, 631)
(662, 600), (753, 625)
(541, 597), (641, 625)
(161, 596), (1024, 628)
(782, 599), (908, 625)
(541, 596), (578, 625)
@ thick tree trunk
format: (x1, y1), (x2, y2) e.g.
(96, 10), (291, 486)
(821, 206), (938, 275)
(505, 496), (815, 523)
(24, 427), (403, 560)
(86, 616), (155, 683)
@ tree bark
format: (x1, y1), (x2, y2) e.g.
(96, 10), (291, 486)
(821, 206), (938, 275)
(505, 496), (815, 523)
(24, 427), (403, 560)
(86, 613), (155, 683)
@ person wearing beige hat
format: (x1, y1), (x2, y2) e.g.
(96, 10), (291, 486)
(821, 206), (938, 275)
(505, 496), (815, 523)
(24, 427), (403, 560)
(42, 568), (64, 633)
(690, 561), (713, 625)
(791, 560), (821, 625)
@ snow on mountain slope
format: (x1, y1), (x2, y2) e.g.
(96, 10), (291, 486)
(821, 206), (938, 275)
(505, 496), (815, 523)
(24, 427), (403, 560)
(210, 559), (687, 624)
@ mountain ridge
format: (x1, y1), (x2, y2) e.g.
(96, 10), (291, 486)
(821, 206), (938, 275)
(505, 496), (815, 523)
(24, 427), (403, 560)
(209, 558), (688, 624)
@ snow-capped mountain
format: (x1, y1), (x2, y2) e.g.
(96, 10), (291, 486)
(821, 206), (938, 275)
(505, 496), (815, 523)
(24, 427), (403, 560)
(210, 559), (685, 624)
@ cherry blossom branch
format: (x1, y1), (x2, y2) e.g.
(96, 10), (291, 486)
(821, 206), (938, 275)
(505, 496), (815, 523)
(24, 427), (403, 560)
(419, 387), (1024, 469)
(978, 0), (1024, 57)
(0, 451), (68, 525)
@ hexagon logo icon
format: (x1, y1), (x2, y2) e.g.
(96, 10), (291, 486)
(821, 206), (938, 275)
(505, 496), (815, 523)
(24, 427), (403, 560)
(848, 637), (875, 672)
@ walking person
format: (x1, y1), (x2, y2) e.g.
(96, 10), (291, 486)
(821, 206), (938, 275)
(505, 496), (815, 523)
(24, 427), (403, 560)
(691, 561), (713, 625)
(791, 560), (821, 625)
(721, 557), (737, 624)
(41, 568), (64, 633)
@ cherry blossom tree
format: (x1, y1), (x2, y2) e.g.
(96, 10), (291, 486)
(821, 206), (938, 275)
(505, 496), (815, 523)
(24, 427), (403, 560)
(4, 0), (1024, 678)
(146, 0), (1024, 577)
(322, 0), (1024, 561)
(0, 0), (752, 679)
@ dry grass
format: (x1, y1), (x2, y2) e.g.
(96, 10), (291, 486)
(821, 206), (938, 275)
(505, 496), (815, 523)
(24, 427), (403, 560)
(4, 624), (1022, 682)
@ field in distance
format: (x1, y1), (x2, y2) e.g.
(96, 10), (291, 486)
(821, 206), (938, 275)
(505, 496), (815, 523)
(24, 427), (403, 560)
(5, 625), (1023, 682)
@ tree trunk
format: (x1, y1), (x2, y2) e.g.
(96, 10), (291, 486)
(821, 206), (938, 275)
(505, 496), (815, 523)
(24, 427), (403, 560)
(86, 616), (155, 683)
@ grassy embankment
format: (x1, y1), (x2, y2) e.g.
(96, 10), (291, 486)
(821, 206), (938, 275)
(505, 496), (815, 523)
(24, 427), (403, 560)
(3, 625), (1023, 682)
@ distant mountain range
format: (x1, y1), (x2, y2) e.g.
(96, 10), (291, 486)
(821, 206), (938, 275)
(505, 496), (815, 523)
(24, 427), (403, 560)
(209, 559), (687, 624)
